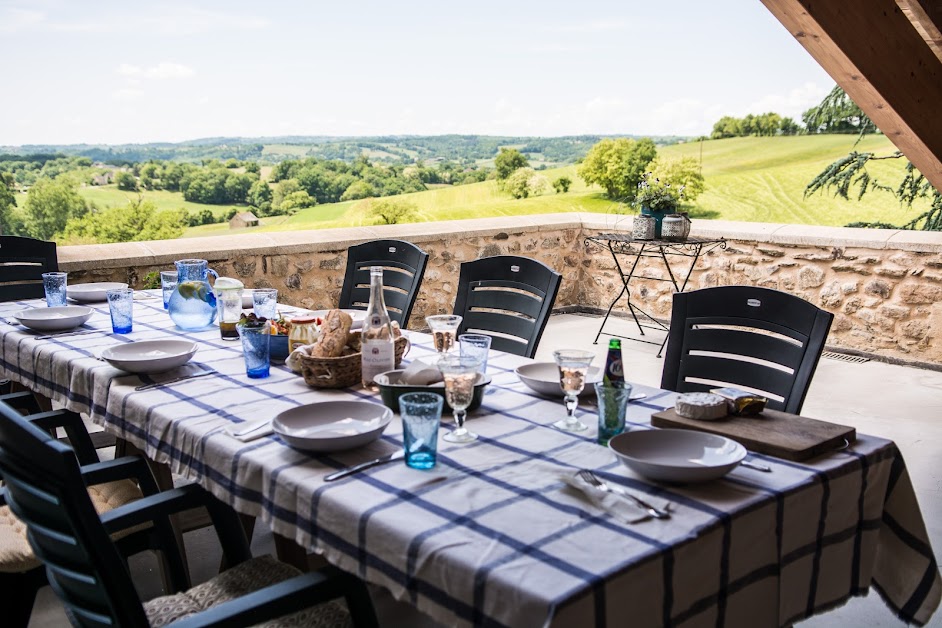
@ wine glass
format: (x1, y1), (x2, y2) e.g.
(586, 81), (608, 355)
(438, 354), (480, 443)
(426, 315), (462, 359)
(552, 349), (595, 432)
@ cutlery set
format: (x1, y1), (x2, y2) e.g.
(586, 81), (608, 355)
(134, 370), (217, 391)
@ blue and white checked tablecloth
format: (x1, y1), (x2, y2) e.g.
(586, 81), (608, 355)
(0, 292), (938, 628)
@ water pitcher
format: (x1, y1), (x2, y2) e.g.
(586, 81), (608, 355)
(167, 259), (219, 330)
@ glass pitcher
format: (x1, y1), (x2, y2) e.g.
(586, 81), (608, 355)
(167, 259), (219, 330)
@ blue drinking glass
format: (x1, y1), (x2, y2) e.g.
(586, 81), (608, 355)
(399, 392), (443, 470)
(42, 272), (68, 307)
(237, 321), (271, 378)
(106, 288), (133, 334)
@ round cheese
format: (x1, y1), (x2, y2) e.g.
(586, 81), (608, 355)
(675, 393), (727, 421)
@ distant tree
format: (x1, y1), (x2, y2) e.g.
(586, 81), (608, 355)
(650, 156), (706, 201)
(552, 176), (571, 193)
(779, 117), (801, 136)
(225, 207), (239, 220)
(244, 161), (261, 175)
(273, 179), (301, 209)
(246, 180), (273, 214)
(802, 85), (878, 135)
(340, 180), (375, 201)
(504, 168), (549, 199)
(367, 199), (420, 225)
(115, 171), (138, 191)
(279, 190), (316, 210)
(23, 177), (88, 239)
(61, 198), (185, 243)
(494, 148), (529, 181)
(577, 138), (657, 200)
(0, 173), (18, 234)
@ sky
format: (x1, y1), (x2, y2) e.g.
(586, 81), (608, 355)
(0, 0), (835, 146)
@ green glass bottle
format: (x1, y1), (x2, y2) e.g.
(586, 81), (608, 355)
(603, 338), (624, 386)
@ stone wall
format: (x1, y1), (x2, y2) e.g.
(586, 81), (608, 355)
(58, 213), (942, 367)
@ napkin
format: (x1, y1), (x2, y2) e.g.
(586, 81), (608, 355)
(286, 344), (316, 373)
(560, 473), (651, 524)
(226, 420), (273, 442)
(400, 358), (444, 385)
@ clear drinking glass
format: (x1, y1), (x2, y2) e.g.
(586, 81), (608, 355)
(160, 271), (177, 310)
(426, 315), (462, 359)
(252, 288), (278, 320)
(106, 288), (134, 334)
(216, 288), (244, 341)
(399, 392), (443, 470)
(438, 354), (480, 443)
(595, 381), (633, 445)
(237, 320), (271, 378)
(459, 334), (491, 374)
(552, 349), (595, 432)
(42, 272), (68, 307)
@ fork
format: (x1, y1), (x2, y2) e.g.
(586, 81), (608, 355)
(577, 470), (671, 520)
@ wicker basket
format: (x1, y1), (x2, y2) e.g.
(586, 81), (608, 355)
(299, 336), (409, 389)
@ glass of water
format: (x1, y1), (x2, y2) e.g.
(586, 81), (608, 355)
(552, 349), (595, 432)
(438, 354), (481, 444)
(426, 315), (462, 359)
(42, 272), (68, 307)
(252, 288), (278, 320)
(459, 334), (491, 374)
(160, 271), (177, 310)
(399, 392), (443, 470)
(106, 288), (134, 334)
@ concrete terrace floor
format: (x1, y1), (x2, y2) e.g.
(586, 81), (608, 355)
(28, 313), (942, 627)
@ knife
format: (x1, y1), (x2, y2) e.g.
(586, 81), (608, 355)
(134, 370), (216, 391)
(324, 450), (405, 482)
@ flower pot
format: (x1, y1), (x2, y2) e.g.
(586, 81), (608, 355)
(640, 206), (669, 239)
(661, 213), (691, 242)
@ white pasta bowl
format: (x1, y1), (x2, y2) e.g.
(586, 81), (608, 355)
(67, 282), (129, 303)
(515, 362), (602, 397)
(273, 401), (393, 453)
(13, 306), (94, 332)
(100, 339), (199, 374)
(609, 429), (746, 483)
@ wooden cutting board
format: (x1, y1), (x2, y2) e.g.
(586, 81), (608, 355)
(650, 408), (856, 461)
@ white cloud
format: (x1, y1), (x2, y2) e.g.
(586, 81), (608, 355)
(117, 63), (142, 76)
(18, 7), (268, 35)
(743, 82), (830, 120)
(542, 19), (629, 33)
(114, 63), (195, 80)
(0, 7), (45, 33)
(112, 88), (144, 102)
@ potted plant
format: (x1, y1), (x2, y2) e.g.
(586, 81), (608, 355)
(635, 173), (684, 238)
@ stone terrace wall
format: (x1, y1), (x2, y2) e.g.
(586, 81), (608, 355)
(58, 213), (942, 367)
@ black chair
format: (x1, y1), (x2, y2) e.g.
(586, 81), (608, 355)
(660, 285), (834, 414)
(452, 255), (562, 358)
(0, 235), (59, 302)
(0, 401), (188, 628)
(339, 239), (429, 328)
(0, 402), (379, 628)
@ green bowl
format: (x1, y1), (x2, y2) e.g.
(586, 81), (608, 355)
(375, 370), (491, 414)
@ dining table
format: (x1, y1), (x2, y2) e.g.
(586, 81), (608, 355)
(0, 291), (939, 628)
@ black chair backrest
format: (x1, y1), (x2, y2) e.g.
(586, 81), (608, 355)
(0, 402), (151, 627)
(339, 239), (429, 328)
(452, 255), (562, 359)
(660, 285), (834, 414)
(0, 236), (59, 302)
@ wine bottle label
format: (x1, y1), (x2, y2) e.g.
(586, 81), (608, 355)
(361, 339), (395, 384)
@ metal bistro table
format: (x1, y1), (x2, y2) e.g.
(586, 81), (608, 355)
(585, 232), (726, 354)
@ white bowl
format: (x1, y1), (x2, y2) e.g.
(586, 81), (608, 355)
(13, 306), (94, 332)
(67, 282), (129, 303)
(515, 362), (602, 397)
(609, 429), (747, 483)
(101, 339), (199, 374)
(273, 401), (393, 453)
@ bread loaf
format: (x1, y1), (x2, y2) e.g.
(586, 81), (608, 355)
(309, 309), (353, 357)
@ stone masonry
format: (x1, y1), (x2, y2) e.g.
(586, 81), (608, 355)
(57, 213), (942, 367)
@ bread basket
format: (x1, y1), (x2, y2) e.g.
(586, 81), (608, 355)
(299, 336), (409, 389)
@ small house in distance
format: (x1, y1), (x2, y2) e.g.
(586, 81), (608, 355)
(229, 211), (259, 229)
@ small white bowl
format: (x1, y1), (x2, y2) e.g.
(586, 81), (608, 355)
(273, 401), (393, 452)
(13, 306), (94, 332)
(515, 362), (602, 398)
(67, 282), (129, 303)
(609, 429), (746, 483)
(101, 339), (198, 374)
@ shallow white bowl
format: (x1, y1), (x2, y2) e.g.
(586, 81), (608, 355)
(13, 306), (94, 332)
(273, 401), (393, 453)
(101, 339), (199, 374)
(609, 429), (747, 483)
(515, 362), (602, 398)
(67, 282), (129, 303)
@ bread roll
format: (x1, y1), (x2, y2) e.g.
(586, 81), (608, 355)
(310, 309), (353, 357)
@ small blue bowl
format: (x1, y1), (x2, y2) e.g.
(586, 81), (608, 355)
(271, 335), (290, 363)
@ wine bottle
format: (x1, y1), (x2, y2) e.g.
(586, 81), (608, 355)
(361, 267), (395, 389)
(603, 338), (624, 386)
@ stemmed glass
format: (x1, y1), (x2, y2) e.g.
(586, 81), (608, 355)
(552, 349), (595, 432)
(438, 354), (480, 443)
(426, 315), (462, 360)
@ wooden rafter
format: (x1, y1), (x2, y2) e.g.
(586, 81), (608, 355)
(897, 0), (942, 63)
(762, 0), (942, 192)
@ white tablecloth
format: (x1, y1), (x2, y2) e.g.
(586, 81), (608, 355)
(1, 293), (938, 627)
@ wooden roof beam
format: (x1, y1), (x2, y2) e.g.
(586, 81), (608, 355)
(897, 0), (942, 62)
(762, 0), (942, 192)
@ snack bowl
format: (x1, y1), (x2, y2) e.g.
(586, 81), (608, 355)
(100, 339), (198, 374)
(515, 362), (602, 398)
(270, 334), (290, 363)
(374, 369), (490, 413)
(609, 429), (746, 483)
(67, 282), (129, 303)
(13, 306), (94, 332)
(272, 400), (393, 452)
